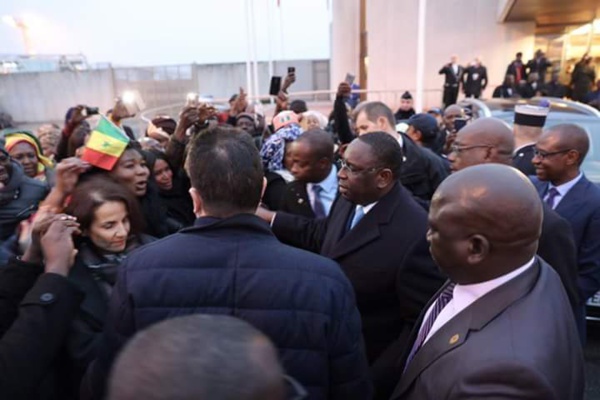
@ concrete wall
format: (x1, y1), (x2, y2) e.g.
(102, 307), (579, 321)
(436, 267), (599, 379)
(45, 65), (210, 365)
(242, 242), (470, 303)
(331, 0), (361, 88)
(0, 70), (115, 124)
(332, 0), (536, 110)
(0, 60), (330, 125)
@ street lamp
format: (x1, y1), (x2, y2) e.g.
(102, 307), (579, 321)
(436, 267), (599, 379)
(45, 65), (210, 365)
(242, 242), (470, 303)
(2, 15), (35, 55)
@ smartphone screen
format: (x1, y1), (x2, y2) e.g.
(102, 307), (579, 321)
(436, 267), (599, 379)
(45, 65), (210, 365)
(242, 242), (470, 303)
(287, 67), (295, 74)
(269, 76), (282, 96)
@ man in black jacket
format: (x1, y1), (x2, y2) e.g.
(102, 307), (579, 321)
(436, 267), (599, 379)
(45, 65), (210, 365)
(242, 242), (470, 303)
(439, 55), (464, 107)
(354, 102), (448, 201)
(257, 133), (445, 399)
(512, 104), (549, 176)
(280, 129), (337, 218)
(462, 57), (488, 99)
(0, 215), (83, 400)
(82, 127), (371, 400)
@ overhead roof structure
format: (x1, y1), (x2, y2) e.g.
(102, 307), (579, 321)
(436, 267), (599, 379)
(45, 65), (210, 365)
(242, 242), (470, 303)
(499, 0), (600, 35)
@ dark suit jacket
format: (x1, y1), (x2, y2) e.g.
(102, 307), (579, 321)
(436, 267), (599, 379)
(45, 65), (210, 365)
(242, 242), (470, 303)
(438, 64), (463, 87)
(272, 183), (445, 365)
(279, 181), (315, 218)
(532, 175), (600, 301)
(0, 258), (83, 400)
(512, 144), (536, 176)
(391, 259), (584, 400)
(462, 65), (488, 96)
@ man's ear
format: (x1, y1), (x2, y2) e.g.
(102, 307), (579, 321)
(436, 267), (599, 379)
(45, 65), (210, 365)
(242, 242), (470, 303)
(466, 234), (489, 264)
(376, 169), (394, 189)
(189, 187), (204, 217)
(377, 116), (388, 131)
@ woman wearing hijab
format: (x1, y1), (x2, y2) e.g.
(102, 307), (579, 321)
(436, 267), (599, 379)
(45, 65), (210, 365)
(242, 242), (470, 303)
(4, 131), (55, 187)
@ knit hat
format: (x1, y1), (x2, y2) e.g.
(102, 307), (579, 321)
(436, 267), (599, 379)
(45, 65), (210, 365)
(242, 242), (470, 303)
(273, 111), (300, 132)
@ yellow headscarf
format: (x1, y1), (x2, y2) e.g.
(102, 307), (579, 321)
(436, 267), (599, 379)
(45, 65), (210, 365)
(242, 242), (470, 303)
(5, 132), (54, 178)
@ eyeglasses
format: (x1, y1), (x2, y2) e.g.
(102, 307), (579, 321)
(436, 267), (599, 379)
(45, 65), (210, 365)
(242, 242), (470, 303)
(340, 159), (382, 175)
(283, 375), (308, 400)
(533, 148), (572, 160)
(450, 143), (494, 154)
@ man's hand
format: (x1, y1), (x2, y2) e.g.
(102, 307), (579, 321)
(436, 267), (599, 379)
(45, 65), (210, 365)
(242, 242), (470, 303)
(174, 106), (201, 139)
(67, 105), (88, 127)
(198, 104), (218, 124)
(41, 216), (80, 277)
(111, 98), (132, 122)
(54, 158), (91, 196)
(337, 82), (352, 99)
(282, 71), (296, 92)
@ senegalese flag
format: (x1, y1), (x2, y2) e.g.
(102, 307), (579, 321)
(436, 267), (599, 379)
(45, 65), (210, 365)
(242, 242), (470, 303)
(81, 116), (130, 170)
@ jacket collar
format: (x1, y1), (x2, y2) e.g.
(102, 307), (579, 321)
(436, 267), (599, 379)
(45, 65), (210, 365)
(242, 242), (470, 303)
(392, 259), (541, 399)
(322, 182), (404, 259)
(183, 213), (274, 237)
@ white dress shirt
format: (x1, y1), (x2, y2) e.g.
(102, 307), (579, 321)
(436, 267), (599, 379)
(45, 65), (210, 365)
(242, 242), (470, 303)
(422, 257), (536, 344)
(307, 165), (338, 216)
(543, 173), (583, 209)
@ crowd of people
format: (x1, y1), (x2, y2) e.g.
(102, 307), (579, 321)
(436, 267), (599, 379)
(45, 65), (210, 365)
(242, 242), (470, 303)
(437, 50), (599, 109)
(0, 62), (597, 400)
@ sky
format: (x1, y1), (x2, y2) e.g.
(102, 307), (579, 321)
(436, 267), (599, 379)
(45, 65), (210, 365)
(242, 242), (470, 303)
(0, 0), (331, 66)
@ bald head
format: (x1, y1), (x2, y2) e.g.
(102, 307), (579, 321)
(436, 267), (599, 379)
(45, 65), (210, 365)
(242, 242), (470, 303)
(543, 124), (589, 165)
(447, 117), (514, 172)
(429, 164), (542, 284)
(108, 315), (285, 400)
(295, 128), (334, 160)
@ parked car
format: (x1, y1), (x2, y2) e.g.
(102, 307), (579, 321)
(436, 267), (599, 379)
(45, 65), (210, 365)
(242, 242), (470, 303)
(458, 97), (600, 320)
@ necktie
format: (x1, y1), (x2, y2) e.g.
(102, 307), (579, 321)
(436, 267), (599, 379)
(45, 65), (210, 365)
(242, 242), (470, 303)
(405, 283), (456, 369)
(311, 185), (326, 219)
(350, 206), (365, 230)
(545, 187), (560, 209)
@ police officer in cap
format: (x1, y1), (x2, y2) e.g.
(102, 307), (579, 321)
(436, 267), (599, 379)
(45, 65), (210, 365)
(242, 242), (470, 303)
(394, 91), (416, 122)
(512, 104), (549, 176)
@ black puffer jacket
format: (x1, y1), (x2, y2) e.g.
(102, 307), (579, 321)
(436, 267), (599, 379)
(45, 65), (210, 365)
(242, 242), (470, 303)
(0, 162), (48, 241)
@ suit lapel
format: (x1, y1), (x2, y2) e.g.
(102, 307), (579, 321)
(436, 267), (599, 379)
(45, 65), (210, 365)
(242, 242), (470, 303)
(392, 260), (541, 399)
(325, 184), (401, 260)
(320, 196), (354, 257)
(292, 183), (314, 216)
(554, 177), (589, 220)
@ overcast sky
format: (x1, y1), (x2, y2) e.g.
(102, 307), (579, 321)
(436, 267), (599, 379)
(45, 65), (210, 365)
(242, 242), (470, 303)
(0, 0), (331, 66)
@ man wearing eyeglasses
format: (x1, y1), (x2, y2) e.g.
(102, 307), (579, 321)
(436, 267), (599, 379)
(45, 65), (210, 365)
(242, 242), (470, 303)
(447, 118), (580, 332)
(531, 124), (600, 342)
(512, 104), (549, 176)
(258, 132), (445, 399)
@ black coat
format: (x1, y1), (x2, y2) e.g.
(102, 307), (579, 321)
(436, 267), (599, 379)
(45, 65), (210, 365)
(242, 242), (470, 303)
(492, 84), (518, 99)
(158, 172), (195, 233)
(0, 162), (48, 241)
(279, 181), (315, 218)
(526, 57), (552, 82)
(262, 171), (287, 211)
(82, 215), (372, 400)
(462, 65), (488, 97)
(506, 60), (527, 82)
(542, 81), (568, 98)
(512, 144), (536, 176)
(438, 64), (464, 87)
(272, 183), (445, 398)
(400, 134), (449, 201)
(0, 258), (83, 400)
